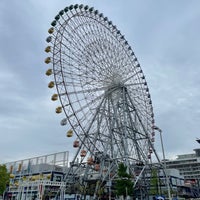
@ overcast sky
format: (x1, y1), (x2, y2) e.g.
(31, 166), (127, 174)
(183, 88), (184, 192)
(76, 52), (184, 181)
(0, 0), (200, 164)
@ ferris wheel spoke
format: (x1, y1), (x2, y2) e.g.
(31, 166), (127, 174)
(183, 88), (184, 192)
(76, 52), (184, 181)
(81, 97), (109, 153)
(83, 99), (111, 153)
(126, 92), (151, 136)
(54, 29), (91, 64)
(59, 85), (107, 96)
(56, 41), (112, 79)
(68, 95), (103, 122)
(66, 24), (108, 61)
(57, 24), (126, 78)
(122, 72), (143, 85)
(107, 94), (130, 159)
(58, 16), (119, 71)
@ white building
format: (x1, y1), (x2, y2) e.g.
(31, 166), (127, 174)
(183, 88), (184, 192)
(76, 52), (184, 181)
(4, 151), (69, 200)
(165, 148), (200, 186)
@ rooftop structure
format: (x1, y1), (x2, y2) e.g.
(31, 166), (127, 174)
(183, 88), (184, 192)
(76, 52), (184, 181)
(4, 151), (69, 200)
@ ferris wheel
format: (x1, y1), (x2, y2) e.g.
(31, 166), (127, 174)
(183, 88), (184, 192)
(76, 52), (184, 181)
(44, 4), (163, 198)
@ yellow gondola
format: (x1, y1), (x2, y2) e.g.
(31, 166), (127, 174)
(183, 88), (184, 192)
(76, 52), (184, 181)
(45, 57), (51, 64)
(48, 27), (54, 34)
(48, 81), (55, 88)
(10, 174), (15, 179)
(47, 174), (51, 179)
(66, 130), (73, 137)
(15, 182), (19, 187)
(55, 106), (62, 113)
(45, 69), (53, 76)
(45, 46), (51, 53)
(51, 94), (58, 101)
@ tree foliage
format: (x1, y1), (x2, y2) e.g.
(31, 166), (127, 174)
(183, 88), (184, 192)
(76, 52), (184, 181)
(0, 164), (9, 195)
(115, 163), (134, 197)
(149, 168), (159, 195)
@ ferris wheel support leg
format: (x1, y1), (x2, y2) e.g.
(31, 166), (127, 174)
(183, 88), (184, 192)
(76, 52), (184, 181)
(133, 165), (146, 188)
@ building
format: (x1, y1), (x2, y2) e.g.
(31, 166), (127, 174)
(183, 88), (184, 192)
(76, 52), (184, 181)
(4, 151), (69, 200)
(165, 148), (200, 186)
(165, 148), (200, 198)
(4, 147), (200, 199)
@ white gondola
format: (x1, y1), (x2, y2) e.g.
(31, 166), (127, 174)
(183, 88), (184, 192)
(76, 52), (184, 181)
(60, 118), (68, 126)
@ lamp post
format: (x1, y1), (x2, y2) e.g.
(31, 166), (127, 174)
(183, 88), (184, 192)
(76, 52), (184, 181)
(153, 126), (171, 200)
(153, 126), (165, 163)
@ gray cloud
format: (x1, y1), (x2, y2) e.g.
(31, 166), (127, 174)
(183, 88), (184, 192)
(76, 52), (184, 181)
(0, 0), (200, 163)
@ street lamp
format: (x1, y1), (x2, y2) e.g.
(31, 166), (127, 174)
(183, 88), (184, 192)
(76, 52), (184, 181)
(153, 126), (172, 200)
(153, 126), (165, 162)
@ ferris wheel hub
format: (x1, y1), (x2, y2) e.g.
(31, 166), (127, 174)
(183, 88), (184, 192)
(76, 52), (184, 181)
(103, 71), (123, 90)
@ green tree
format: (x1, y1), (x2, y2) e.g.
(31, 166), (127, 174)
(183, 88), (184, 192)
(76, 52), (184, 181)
(149, 168), (159, 196)
(116, 163), (134, 198)
(0, 164), (9, 195)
